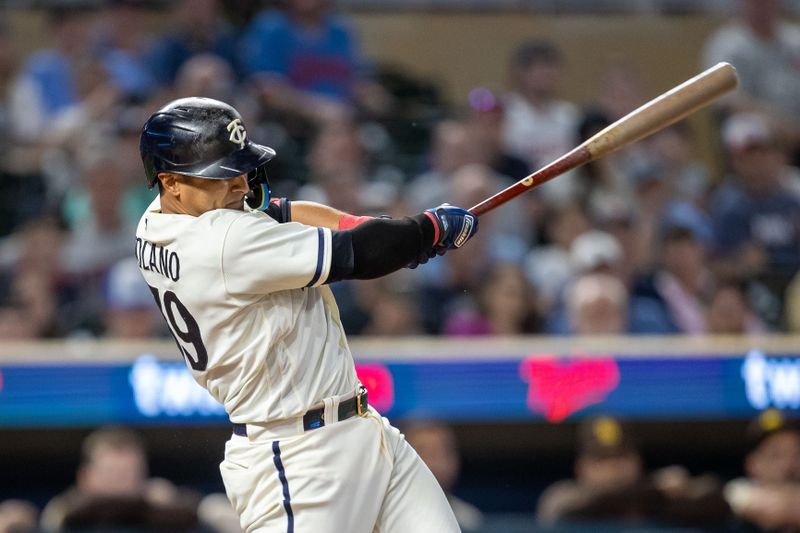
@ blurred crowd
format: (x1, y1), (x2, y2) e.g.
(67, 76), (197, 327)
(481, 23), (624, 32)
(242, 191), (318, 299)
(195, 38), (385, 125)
(1, 0), (800, 342)
(1, 409), (799, 533)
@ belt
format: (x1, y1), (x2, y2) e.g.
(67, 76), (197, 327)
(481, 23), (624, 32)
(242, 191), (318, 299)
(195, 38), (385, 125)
(232, 387), (368, 438)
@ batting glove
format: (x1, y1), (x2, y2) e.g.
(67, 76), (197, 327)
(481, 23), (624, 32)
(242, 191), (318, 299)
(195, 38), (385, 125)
(424, 203), (479, 250)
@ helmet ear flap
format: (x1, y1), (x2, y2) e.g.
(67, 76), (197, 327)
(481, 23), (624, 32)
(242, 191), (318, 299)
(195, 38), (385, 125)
(245, 166), (271, 210)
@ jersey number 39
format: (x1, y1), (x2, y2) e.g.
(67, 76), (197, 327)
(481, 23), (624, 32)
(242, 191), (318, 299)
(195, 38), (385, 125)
(148, 285), (209, 371)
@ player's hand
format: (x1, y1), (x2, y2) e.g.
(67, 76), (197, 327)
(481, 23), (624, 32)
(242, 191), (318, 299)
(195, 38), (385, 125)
(424, 203), (479, 250)
(406, 247), (444, 269)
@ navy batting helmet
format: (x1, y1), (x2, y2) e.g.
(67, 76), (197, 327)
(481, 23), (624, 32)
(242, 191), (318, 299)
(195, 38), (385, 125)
(140, 97), (275, 210)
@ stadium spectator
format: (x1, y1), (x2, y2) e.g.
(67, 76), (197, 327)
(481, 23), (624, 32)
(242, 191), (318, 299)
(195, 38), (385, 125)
(724, 409), (800, 531)
(632, 202), (714, 334)
(405, 119), (481, 214)
(705, 276), (766, 334)
(92, 0), (157, 103)
(564, 272), (629, 335)
(173, 53), (238, 105)
(537, 416), (729, 528)
(702, 0), (800, 152)
(196, 493), (244, 533)
(552, 234), (675, 335)
(297, 118), (401, 214)
(239, 0), (391, 128)
(465, 86), (531, 182)
(412, 163), (527, 333)
(501, 39), (580, 203)
(360, 279), (422, 336)
(7, 4), (98, 142)
(0, 217), (66, 338)
(710, 112), (800, 320)
(60, 153), (136, 278)
(102, 257), (163, 339)
(627, 157), (672, 274)
(0, 499), (38, 533)
(524, 202), (590, 314)
(591, 62), (645, 122)
(40, 426), (199, 532)
(644, 122), (711, 206)
(571, 111), (634, 227)
(443, 262), (540, 336)
(146, 0), (241, 87)
(403, 421), (485, 533)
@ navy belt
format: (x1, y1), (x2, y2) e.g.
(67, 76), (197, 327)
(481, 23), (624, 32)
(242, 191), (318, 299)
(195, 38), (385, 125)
(233, 387), (368, 437)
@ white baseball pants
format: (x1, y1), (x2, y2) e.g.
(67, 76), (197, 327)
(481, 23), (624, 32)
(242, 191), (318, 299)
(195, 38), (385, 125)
(220, 407), (461, 533)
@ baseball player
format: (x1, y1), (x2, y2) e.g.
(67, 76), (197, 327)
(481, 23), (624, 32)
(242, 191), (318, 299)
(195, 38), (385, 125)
(136, 97), (478, 533)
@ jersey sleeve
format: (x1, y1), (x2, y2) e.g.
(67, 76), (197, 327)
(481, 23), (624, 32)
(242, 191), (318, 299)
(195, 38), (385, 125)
(221, 213), (332, 295)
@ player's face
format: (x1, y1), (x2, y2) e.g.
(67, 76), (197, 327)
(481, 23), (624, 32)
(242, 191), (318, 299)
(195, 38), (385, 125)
(171, 173), (250, 215)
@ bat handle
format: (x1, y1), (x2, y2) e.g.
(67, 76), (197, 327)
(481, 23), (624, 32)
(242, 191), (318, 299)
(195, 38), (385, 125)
(468, 147), (591, 217)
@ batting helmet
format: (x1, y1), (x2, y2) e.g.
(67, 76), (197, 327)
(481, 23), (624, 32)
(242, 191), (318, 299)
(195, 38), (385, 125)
(140, 97), (275, 210)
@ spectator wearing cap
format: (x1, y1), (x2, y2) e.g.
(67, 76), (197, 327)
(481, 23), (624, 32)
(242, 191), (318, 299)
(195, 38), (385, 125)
(524, 202), (590, 315)
(632, 202), (715, 334)
(724, 409), (800, 531)
(564, 272), (630, 335)
(546, 229), (674, 335)
(710, 112), (800, 319)
(537, 416), (648, 525)
(501, 39), (581, 204)
(537, 416), (729, 529)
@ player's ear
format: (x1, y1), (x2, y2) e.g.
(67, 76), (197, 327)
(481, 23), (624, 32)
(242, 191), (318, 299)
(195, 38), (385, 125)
(158, 172), (181, 197)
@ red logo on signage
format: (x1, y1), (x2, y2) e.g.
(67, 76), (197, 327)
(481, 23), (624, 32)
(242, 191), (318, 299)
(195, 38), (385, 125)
(520, 355), (620, 422)
(355, 363), (394, 412)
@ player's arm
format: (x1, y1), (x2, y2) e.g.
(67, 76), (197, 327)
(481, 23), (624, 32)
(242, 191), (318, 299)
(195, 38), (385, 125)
(327, 204), (478, 282)
(265, 199), (375, 231)
(223, 204), (477, 295)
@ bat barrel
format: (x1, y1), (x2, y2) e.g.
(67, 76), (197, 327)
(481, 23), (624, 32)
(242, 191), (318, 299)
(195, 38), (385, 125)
(584, 62), (738, 160)
(469, 62), (738, 218)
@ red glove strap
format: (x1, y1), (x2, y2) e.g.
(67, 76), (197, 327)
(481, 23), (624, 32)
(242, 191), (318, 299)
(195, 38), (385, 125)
(338, 214), (374, 230)
(423, 211), (441, 246)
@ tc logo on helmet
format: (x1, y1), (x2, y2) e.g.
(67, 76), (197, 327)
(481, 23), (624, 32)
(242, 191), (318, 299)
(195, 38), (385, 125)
(227, 119), (247, 149)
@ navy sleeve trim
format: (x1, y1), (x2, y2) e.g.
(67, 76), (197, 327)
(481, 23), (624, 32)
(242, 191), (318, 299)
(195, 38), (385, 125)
(265, 198), (292, 224)
(305, 227), (325, 287)
(327, 231), (355, 283)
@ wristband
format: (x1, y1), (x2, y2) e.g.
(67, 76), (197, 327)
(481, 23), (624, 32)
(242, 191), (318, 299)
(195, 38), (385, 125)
(423, 211), (441, 246)
(338, 214), (374, 230)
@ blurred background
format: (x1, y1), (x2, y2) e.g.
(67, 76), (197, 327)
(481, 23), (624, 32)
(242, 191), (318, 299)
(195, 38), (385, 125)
(1, 0), (800, 531)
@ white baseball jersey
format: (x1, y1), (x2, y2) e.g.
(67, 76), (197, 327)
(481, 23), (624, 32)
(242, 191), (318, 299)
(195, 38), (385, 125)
(135, 196), (359, 424)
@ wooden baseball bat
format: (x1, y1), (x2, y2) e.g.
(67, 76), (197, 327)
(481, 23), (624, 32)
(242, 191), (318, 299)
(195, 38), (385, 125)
(469, 62), (738, 217)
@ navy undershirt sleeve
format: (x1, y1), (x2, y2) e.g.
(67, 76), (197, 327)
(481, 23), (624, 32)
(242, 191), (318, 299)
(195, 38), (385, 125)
(326, 215), (436, 282)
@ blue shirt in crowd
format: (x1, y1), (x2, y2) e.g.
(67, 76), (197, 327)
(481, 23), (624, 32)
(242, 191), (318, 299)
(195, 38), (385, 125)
(239, 10), (365, 102)
(710, 181), (800, 274)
